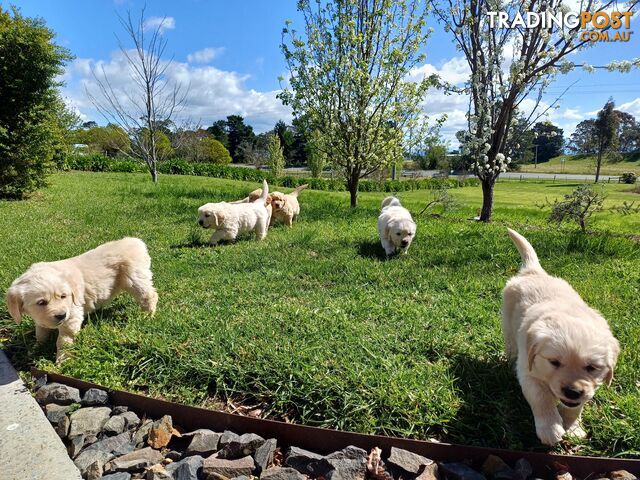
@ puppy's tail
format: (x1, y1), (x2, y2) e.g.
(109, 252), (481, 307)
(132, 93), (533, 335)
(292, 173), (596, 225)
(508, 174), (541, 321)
(291, 184), (308, 197)
(255, 179), (269, 205)
(381, 196), (401, 210)
(507, 228), (543, 273)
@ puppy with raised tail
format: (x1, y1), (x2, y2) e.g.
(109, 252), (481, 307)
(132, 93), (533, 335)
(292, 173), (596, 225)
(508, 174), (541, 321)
(198, 180), (270, 245)
(6, 238), (158, 362)
(378, 196), (416, 256)
(502, 228), (619, 445)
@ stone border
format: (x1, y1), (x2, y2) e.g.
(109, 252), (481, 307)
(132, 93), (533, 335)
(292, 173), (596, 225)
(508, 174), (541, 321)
(0, 351), (81, 480)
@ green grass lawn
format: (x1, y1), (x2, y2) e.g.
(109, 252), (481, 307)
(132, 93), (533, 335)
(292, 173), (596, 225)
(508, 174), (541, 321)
(1, 172), (639, 457)
(520, 153), (640, 175)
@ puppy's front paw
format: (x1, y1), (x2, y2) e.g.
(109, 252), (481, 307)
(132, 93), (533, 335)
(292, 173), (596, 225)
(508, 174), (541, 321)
(565, 423), (587, 439)
(535, 419), (565, 445)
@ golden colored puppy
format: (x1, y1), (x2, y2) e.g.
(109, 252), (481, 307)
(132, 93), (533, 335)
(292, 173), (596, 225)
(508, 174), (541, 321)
(502, 229), (619, 445)
(6, 238), (158, 362)
(378, 196), (416, 256)
(198, 180), (270, 244)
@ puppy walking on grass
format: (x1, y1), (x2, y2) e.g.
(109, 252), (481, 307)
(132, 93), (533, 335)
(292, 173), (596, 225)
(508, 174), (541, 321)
(502, 228), (620, 445)
(378, 196), (416, 256)
(6, 238), (158, 362)
(198, 179), (271, 245)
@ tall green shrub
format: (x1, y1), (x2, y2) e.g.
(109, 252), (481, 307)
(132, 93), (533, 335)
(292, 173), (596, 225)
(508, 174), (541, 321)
(0, 6), (72, 198)
(267, 134), (285, 177)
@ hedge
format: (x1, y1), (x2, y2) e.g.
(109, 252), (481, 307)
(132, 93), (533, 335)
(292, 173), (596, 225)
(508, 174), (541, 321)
(63, 154), (479, 192)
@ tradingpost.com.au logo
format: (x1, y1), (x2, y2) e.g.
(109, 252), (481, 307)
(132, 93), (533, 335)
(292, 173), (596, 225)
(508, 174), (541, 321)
(487, 11), (634, 42)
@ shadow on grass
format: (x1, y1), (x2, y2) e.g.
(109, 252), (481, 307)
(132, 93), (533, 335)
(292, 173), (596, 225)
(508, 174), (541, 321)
(356, 240), (388, 261)
(446, 352), (543, 450)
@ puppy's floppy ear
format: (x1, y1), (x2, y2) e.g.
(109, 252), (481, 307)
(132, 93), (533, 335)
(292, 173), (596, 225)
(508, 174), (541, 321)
(384, 225), (390, 240)
(6, 285), (23, 324)
(526, 329), (541, 371)
(605, 337), (620, 386)
(214, 211), (225, 227)
(63, 272), (82, 306)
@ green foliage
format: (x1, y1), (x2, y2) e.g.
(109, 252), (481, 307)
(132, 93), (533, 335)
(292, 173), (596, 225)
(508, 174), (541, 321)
(546, 185), (606, 232)
(621, 172), (638, 184)
(280, 0), (436, 206)
(0, 6), (72, 198)
(64, 154), (478, 192)
(305, 130), (326, 178)
(419, 144), (448, 171)
(201, 138), (232, 165)
(267, 133), (285, 177)
(532, 122), (564, 164)
(73, 124), (130, 157)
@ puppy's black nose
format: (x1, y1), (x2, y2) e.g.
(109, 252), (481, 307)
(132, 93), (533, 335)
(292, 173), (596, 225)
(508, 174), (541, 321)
(198, 219), (204, 226)
(562, 387), (583, 400)
(54, 313), (67, 322)
(401, 240), (409, 247)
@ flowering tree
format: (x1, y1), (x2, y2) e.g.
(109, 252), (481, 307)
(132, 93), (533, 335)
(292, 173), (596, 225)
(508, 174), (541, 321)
(433, 0), (639, 221)
(280, 0), (436, 207)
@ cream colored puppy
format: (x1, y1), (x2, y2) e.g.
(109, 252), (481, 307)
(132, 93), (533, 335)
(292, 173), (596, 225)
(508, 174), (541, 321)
(6, 238), (158, 362)
(502, 229), (619, 445)
(231, 188), (273, 226)
(270, 184), (307, 227)
(378, 196), (416, 256)
(198, 180), (270, 244)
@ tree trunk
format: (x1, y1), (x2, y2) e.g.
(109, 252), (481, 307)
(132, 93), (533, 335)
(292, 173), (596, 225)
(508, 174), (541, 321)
(595, 150), (602, 183)
(347, 169), (359, 208)
(150, 161), (158, 183)
(479, 177), (495, 222)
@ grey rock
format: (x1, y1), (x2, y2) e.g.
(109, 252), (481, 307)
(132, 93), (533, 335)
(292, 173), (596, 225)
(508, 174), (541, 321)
(104, 415), (127, 436)
(121, 411), (141, 430)
(439, 463), (486, 480)
(231, 476), (251, 480)
(387, 447), (433, 475)
(253, 438), (277, 474)
(145, 464), (172, 480)
(482, 455), (511, 477)
(416, 463), (439, 480)
(100, 473), (132, 480)
(106, 447), (164, 472)
(85, 431), (133, 456)
(67, 434), (85, 458)
(45, 403), (71, 424)
(87, 459), (105, 480)
(307, 446), (368, 480)
(284, 446), (323, 475)
(74, 448), (115, 476)
(203, 455), (255, 478)
(35, 382), (81, 405)
(218, 430), (241, 447)
(112, 406), (129, 415)
(166, 455), (204, 480)
(261, 467), (307, 480)
(133, 419), (154, 446)
(34, 374), (48, 390)
(514, 459), (532, 480)
(186, 429), (222, 457)
(85, 435), (99, 446)
(82, 388), (109, 406)
(69, 406), (112, 437)
(56, 414), (70, 439)
(609, 472), (638, 480)
(219, 432), (265, 459)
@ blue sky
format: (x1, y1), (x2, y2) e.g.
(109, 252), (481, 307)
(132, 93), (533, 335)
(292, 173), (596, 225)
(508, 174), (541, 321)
(11, 0), (640, 144)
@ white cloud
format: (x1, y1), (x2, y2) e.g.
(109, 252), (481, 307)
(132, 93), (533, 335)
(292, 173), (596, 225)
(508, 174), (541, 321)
(409, 57), (470, 86)
(143, 16), (175, 34)
(63, 51), (291, 133)
(187, 47), (224, 64)
(618, 98), (640, 118)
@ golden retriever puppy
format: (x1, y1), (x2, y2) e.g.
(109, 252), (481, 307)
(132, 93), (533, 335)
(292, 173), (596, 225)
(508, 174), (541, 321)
(198, 180), (270, 244)
(270, 184), (307, 226)
(6, 238), (158, 362)
(502, 228), (619, 445)
(378, 196), (416, 256)
(232, 188), (273, 226)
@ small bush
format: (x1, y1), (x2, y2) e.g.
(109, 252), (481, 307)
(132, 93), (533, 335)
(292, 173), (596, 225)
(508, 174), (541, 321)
(547, 185), (605, 232)
(620, 172), (637, 184)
